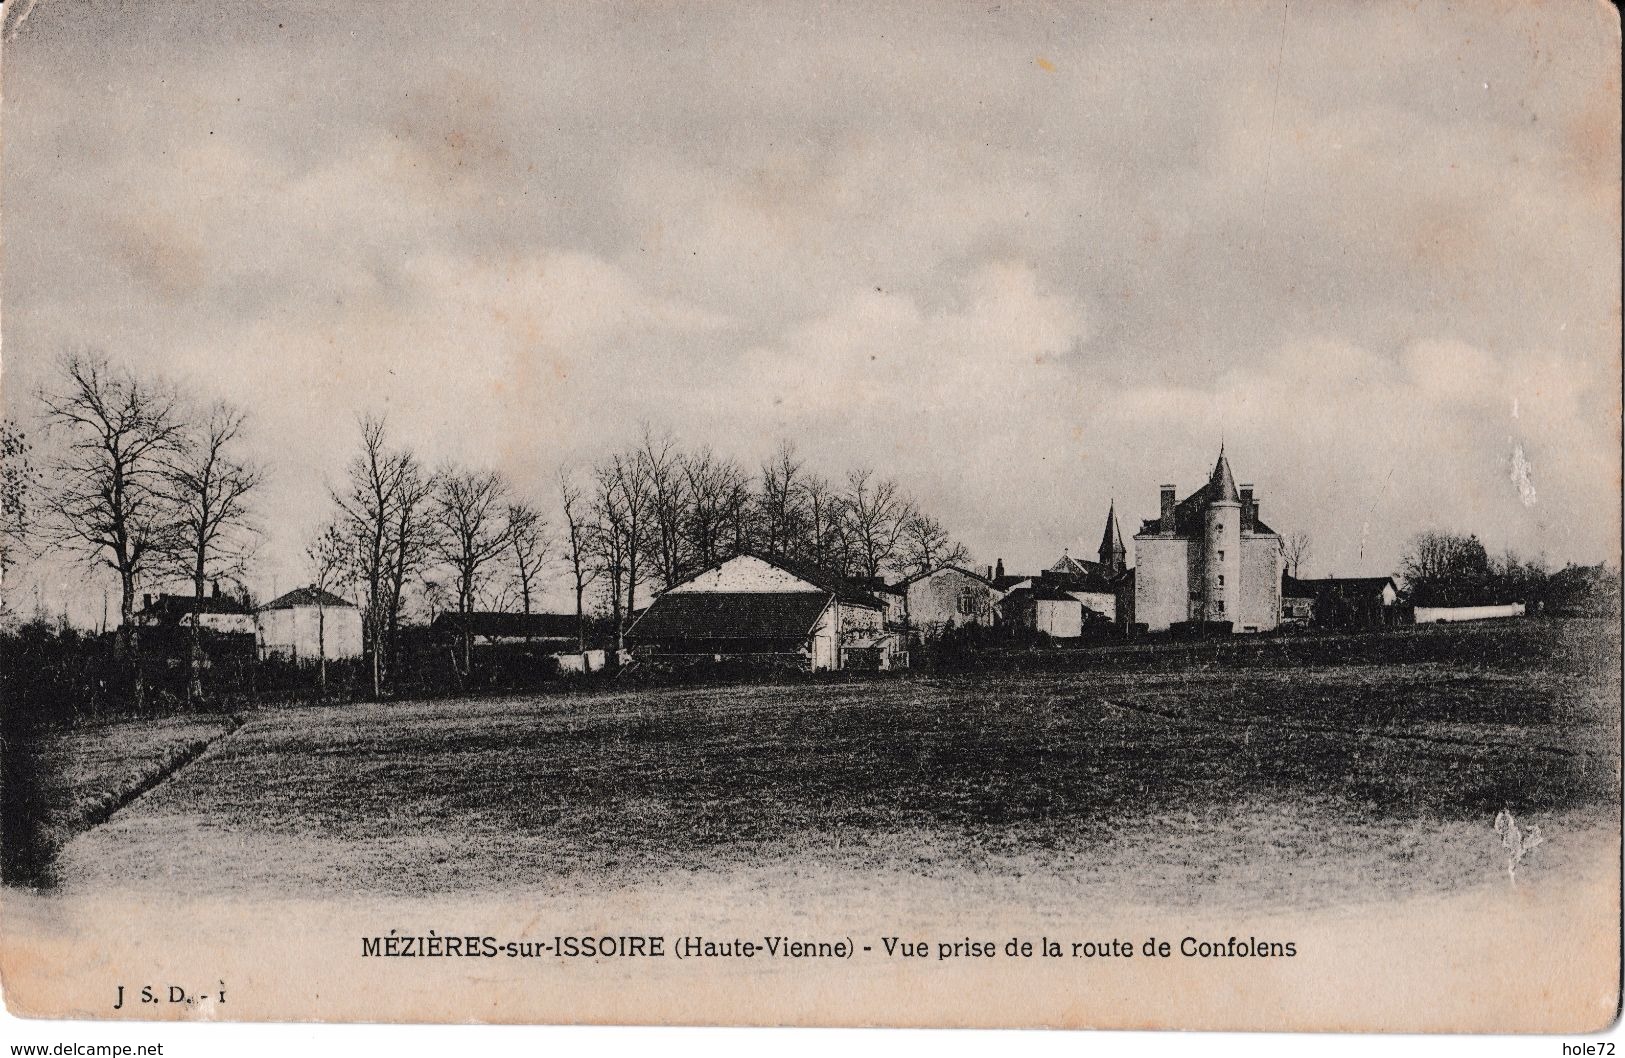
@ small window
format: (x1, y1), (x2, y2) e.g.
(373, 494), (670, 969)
(1217, 575), (1225, 587)
(1217, 550), (1225, 562)
(1215, 601), (1226, 614)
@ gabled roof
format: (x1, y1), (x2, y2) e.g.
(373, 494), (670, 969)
(992, 574), (1031, 592)
(694, 549), (885, 610)
(429, 611), (580, 638)
(895, 564), (995, 589)
(260, 586), (355, 611)
(1048, 552), (1089, 575)
(1040, 567), (1121, 594)
(626, 591), (833, 643)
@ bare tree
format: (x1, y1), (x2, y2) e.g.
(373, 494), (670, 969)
(39, 352), (186, 708)
(801, 472), (847, 576)
(332, 415), (399, 699)
(899, 510), (969, 578)
(306, 521), (353, 692)
(682, 447), (743, 571)
(591, 451), (649, 652)
(842, 468), (914, 581)
(639, 426), (689, 591)
(166, 401), (263, 703)
(558, 468), (599, 651)
(0, 420), (40, 595)
(432, 466), (513, 676)
(756, 440), (805, 555)
(505, 501), (550, 619)
(384, 451), (439, 678)
(1279, 529), (1311, 579)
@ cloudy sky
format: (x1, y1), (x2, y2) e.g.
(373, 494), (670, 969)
(2, 0), (1619, 612)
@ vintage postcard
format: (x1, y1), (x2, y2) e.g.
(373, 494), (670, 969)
(0, 0), (1620, 1036)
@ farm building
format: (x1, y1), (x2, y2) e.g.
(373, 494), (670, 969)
(998, 582), (1085, 638)
(1281, 578), (1317, 626)
(625, 553), (899, 671)
(892, 564), (999, 634)
(256, 586), (362, 661)
(1282, 575), (1402, 629)
(136, 585), (255, 635)
(429, 611), (582, 646)
(1124, 448), (1283, 633)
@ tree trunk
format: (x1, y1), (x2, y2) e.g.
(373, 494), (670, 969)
(189, 559), (206, 706)
(317, 602), (328, 694)
(574, 582), (585, 652)
(119, 577), (144, 713)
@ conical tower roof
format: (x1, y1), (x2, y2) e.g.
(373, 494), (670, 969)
(1208, 446), (1240, 504)
(1098, 501), (1126, 566)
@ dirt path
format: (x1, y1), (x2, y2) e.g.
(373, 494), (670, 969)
(76, 713), (249, 831)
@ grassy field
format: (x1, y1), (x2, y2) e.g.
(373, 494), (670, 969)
(43, 619), (1621, 910)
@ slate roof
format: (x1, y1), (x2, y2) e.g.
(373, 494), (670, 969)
(429, 611), (581, 638)
(140, 593), (252, 618)
(992, 575), (1031, 592)
(1099, 502), (1126, 563)
(1139, 449), (1277, 537)
(1001, 583), (1081, 604)
(626, 591), (832, 643)
(1283, 575), (1397, 600)
(260, 586), (355, 611)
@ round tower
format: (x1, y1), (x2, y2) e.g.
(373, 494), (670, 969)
(1203, 449), (1242, 625)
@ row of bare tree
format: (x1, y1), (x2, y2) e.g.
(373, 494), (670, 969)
(319, 416), (554, 695)
(3, 352), (972, 702)
(556, 430), (969, 652)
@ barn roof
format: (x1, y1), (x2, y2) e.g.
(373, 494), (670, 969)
(260, 586), (355, 611)
(707, 549), (885, 609)
(626, 591), (832, 642)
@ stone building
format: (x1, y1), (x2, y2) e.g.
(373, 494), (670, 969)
(892, 565), (999, 635)
(1123, 448), (1283, 633)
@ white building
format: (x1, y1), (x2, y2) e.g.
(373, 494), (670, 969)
(257, 586), (363, 662)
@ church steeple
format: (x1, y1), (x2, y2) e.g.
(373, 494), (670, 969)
(1209, 445), (1240, 505)
(1098, 501), (1127, 574)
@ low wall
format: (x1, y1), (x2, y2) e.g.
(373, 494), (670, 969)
(1414, 603), (1526, 623)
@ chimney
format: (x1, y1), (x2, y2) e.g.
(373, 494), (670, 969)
(995, 558), (1005, 579)
(986, 565), (993, 581)
(212, 580), (222, 599)
(142, 593), (152, 610)
(1239, 485), (1254, 530)
(1160, 485), (1176, 531)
